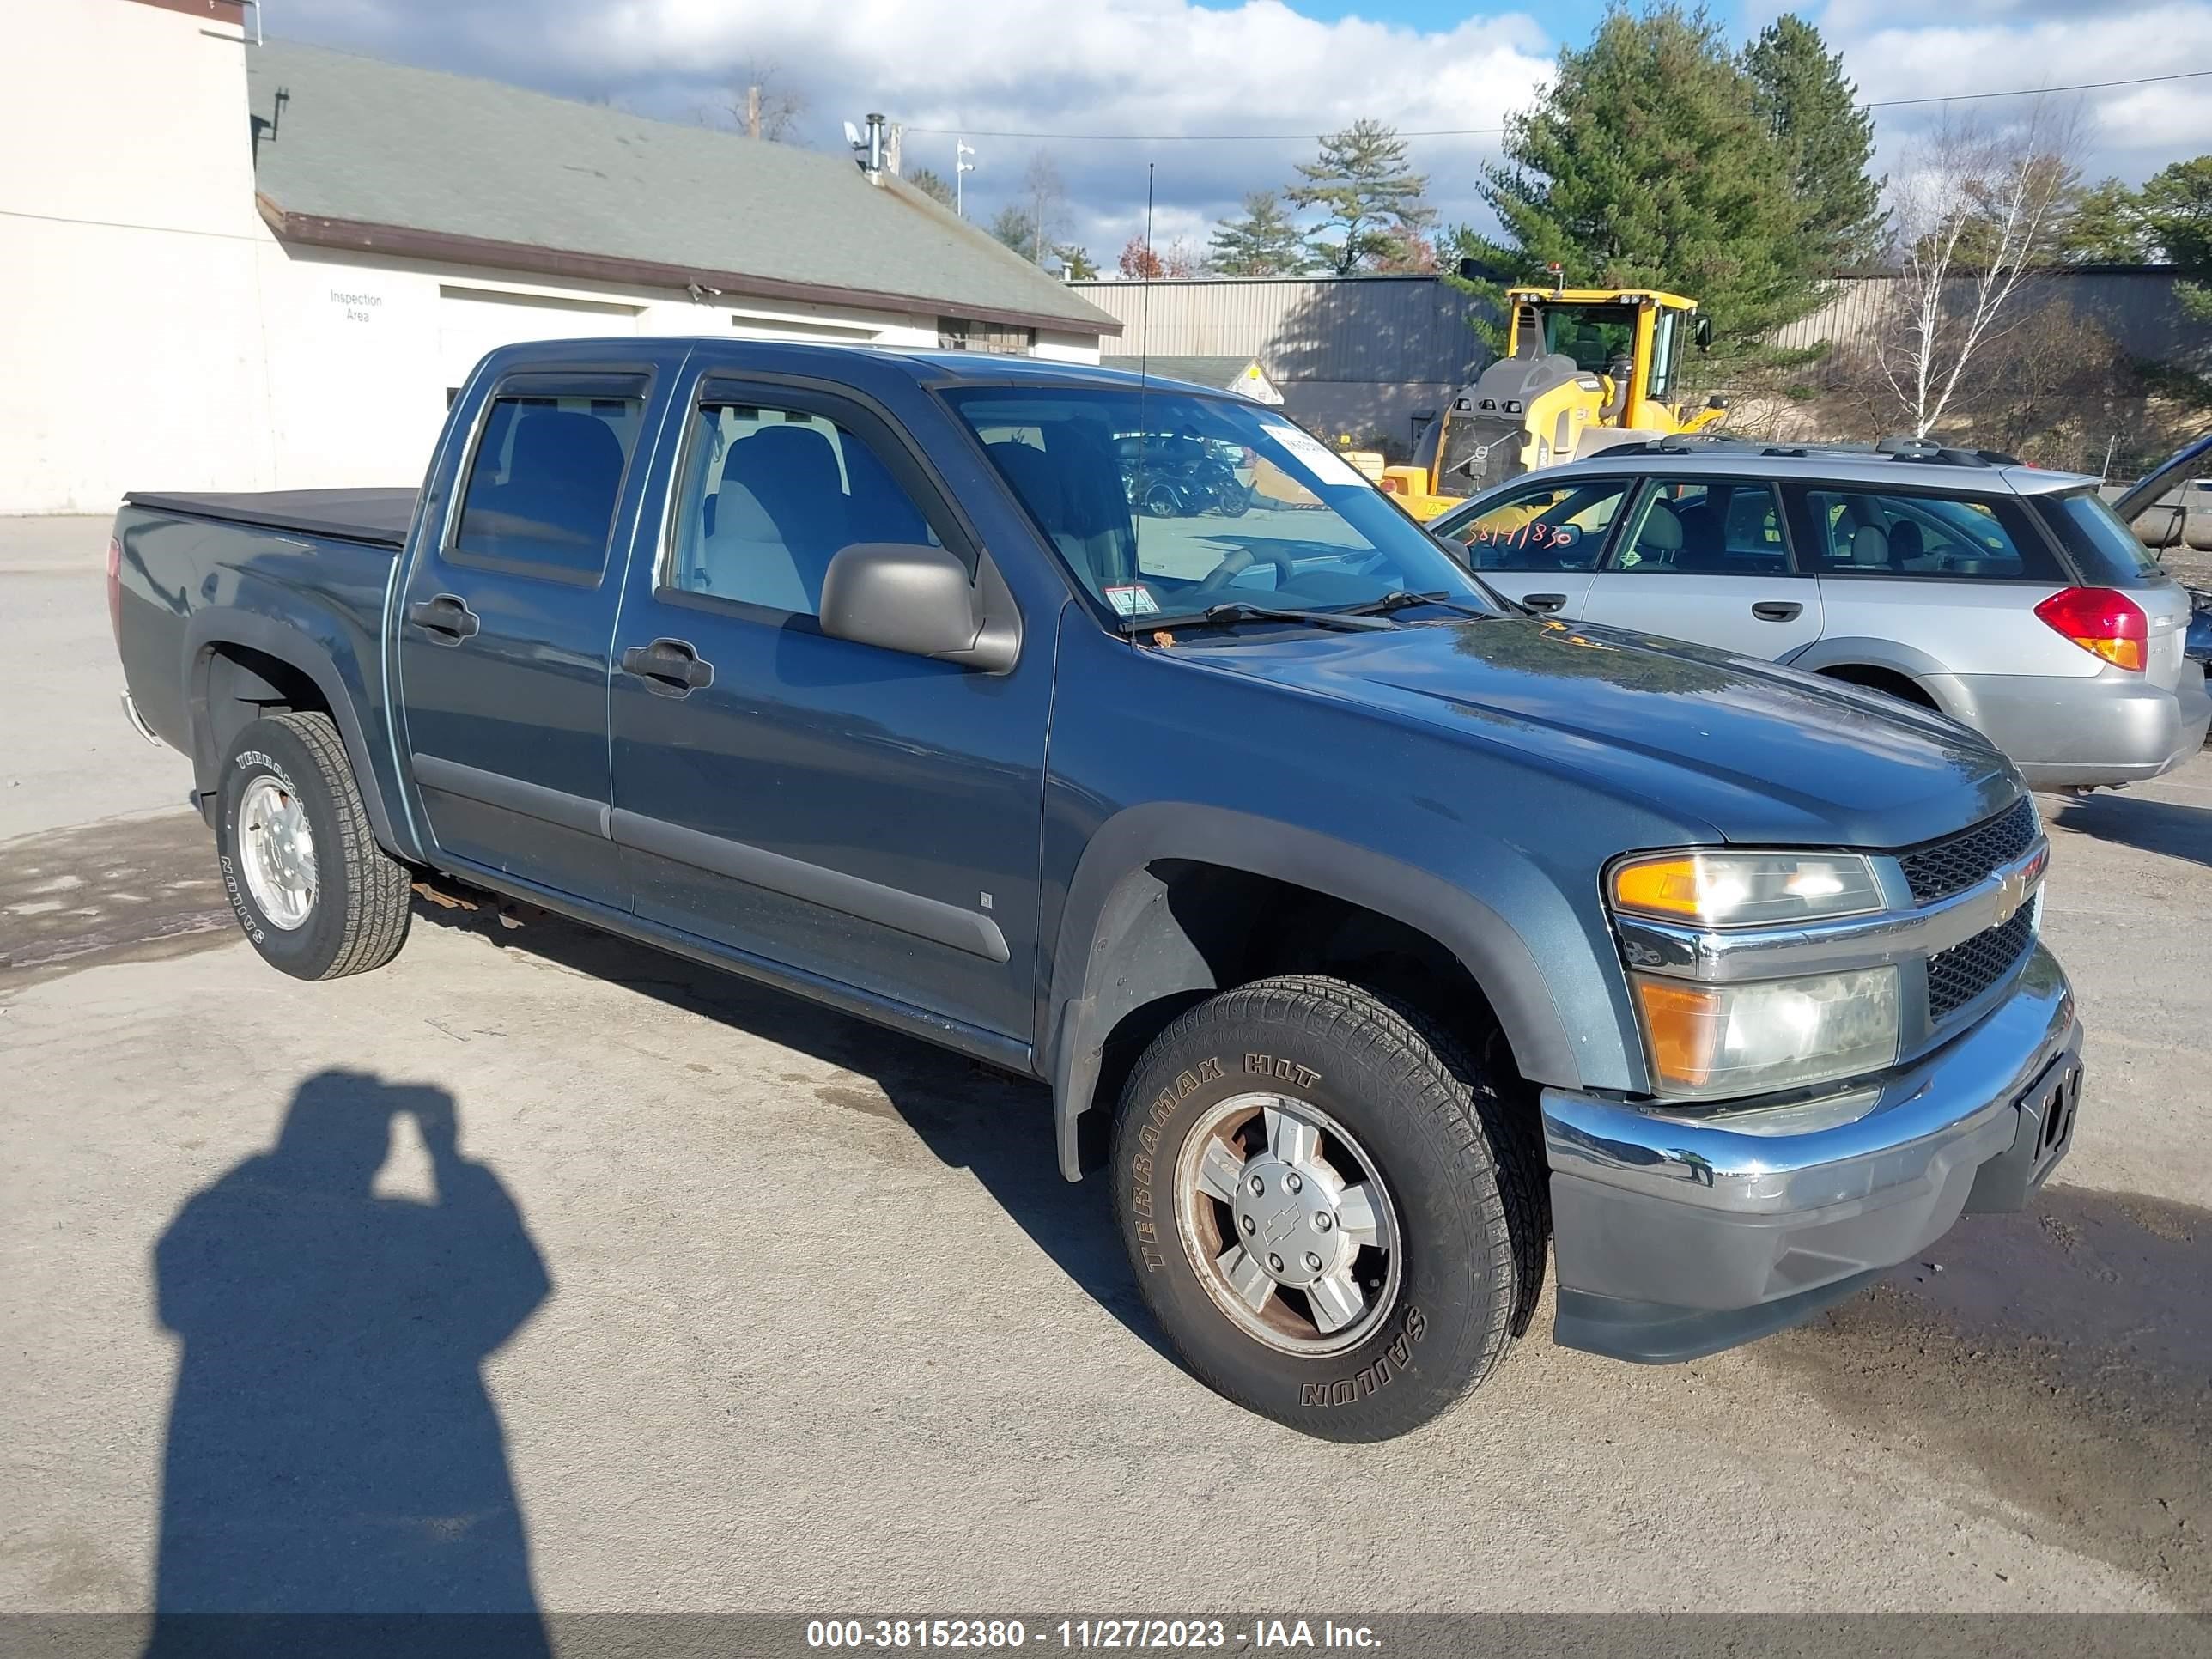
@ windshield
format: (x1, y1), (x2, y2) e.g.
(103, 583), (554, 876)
(944, 386), (1491, 627)
(1541, 306), (1637, 374)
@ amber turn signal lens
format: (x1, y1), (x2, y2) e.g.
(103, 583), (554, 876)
(1632, 978), (1723, 1091)
(1611, 858), (1704, 917)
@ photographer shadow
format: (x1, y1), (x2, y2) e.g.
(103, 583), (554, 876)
(146, 1071), (551, 1657)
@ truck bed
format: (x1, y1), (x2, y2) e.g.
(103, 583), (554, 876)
(121, 487), (418, 550)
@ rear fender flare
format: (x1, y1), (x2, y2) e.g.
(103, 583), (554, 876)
(1044, 803), (1579, 1180)
(183, 610), (410, 859)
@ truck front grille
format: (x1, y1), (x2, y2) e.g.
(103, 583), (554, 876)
(1898, 798), (2039, 906)
(1926, 905), (2037, 1022)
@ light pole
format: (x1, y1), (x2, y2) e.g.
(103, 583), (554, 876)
(956, 141), (976, 218)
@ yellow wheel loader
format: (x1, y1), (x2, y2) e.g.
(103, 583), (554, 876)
(1381, 276), (1730, 520)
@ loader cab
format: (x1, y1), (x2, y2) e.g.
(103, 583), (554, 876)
(1502, 286), (1705, 434)
(1379, 281), (1717, 520)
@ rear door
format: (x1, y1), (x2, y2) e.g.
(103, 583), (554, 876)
(1432, 475), (1631, 616)
(395, 364), (662, 911)
(1572, 476), (1823, 658)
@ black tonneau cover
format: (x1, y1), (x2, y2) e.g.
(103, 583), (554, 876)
(123, 488), (419, 550)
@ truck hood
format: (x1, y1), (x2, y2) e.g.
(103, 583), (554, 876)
(1176, 616), (2021, 847)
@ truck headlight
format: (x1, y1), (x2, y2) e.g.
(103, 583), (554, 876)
(1630, 967), (1899, 1098)
(1611, 850), (1883, 927)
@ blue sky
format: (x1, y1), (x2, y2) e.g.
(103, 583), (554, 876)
(267, 0), (2212, 263)
(1289, 0), (1613, 37)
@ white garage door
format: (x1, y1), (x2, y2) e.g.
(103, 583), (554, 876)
(438, 286), (642, 395)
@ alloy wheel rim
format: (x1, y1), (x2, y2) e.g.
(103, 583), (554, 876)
(238, 776), (318, 930)
(1175, 1092), (1401, 1357)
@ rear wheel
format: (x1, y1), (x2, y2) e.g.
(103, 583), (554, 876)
(1142, 480), (1182, 519)
(215, 712), (411, 981)
(1110, 975), (1543, 1440)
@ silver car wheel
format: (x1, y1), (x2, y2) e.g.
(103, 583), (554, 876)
(237, 776), (318, 931)
(1175, 1091), (1401, 1358)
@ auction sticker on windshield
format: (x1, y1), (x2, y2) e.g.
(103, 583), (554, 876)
(1104, 584), (1161, 617)
(1263, 422), (1370, 490)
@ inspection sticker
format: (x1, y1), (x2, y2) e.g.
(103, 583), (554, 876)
(1263, 421), (1371, 489)
(1103, 584), (1160, 617)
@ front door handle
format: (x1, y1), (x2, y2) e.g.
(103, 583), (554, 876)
(1751, 599), (1804, 622)
(406, 592), (480, 641)
(1522, 592), (1569, 614)
(621, 637), (715, 696)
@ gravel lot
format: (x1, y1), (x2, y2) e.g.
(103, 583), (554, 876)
(2, 514), (2206, 1618)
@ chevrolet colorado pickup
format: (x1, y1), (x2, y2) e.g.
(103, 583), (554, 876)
(110, 340), (2082, 1440)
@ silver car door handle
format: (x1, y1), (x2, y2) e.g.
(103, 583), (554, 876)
(1751, 600), (1803, 622)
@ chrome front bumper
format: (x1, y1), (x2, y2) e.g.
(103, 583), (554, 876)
(1541, 944), (2081, 1363)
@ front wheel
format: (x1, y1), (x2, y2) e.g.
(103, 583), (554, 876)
(216, 712), (412, 981)
(1141, 480), (1183, 519)
(1111, 975), (1543, 1440)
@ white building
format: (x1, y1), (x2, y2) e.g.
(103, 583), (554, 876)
(3, 0), (1116, 514)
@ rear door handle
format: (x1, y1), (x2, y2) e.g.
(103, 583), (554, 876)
(621, 637), (715, 696)
(1522, 592), (1569, 614)
(406, 592), (480, 641)
(1751, 599), (1803, 622)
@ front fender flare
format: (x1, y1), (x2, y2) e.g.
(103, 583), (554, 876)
(1044, 803), (1580, 1180)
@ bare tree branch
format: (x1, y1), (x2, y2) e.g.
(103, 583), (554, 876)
(723, 59), (806, 143)
(1875, 98), (2087, 436)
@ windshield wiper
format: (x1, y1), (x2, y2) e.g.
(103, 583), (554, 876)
(1129, 600), (1400, 635)
(1345, 589), (1498, 621)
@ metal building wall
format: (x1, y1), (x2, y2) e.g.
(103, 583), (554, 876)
(1071, 276), (1491, 453)
(1767, 270), (2205, 376)
(1072, 270), (2201, 456)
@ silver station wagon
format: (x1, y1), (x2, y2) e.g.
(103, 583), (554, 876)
(1431, 437), (2210, 788)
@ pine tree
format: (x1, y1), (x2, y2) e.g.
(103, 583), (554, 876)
(1743, 14), (1885, 275)
(1462, 4), (1822, 353)
(990, 205), (1040, 262)
(1286, 120), (1435, 275)
(2068, 157), (2212, 316)
(1209, 192), (1312, 276)
(1054, 244), (1101, 281)
(907, 167), (957, 211)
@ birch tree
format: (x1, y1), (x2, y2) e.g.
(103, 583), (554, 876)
(1877, 100), (2086, 437)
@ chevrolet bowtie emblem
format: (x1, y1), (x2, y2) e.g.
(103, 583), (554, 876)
(1993, 866), (2031, 926)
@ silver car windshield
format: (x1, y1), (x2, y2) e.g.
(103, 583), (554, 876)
(944, 386), (1491, 626)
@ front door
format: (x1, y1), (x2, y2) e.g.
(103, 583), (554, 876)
(605, 374), (1052, 1043)
(1573, 476), (1824, 659)
(1435, 475), (1632, 617)
(396, 367), (658, 911)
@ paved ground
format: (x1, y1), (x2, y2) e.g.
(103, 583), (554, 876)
(2, 514), (2207, 1616)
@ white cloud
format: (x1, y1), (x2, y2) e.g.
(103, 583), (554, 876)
(274, 0), (2212, 254)
(274, 0), (1557, 248)
(1801, 3), (2212, 180)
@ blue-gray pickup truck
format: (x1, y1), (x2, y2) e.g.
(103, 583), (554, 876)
(110, 339), (2082, 1440)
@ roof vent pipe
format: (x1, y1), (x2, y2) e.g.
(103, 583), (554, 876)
(864, 113), (886, 180)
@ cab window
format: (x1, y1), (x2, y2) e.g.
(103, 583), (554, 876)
(665, 401), (940, 617)
(1541, 306), (1637, 374)
(1613, 480), (1789, 574)
(450, 380), (645, 584)
(1443, 480), (1628, 570)
(1802, 488), (2057, 580)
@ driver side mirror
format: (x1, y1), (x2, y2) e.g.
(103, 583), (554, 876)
(819, 542), (1018, 673)
(1694, 316), (1713, 351)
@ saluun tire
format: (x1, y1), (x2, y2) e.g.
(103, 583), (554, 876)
(1110, 974), (1542, 1441)
(215, 712), (412, 981)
